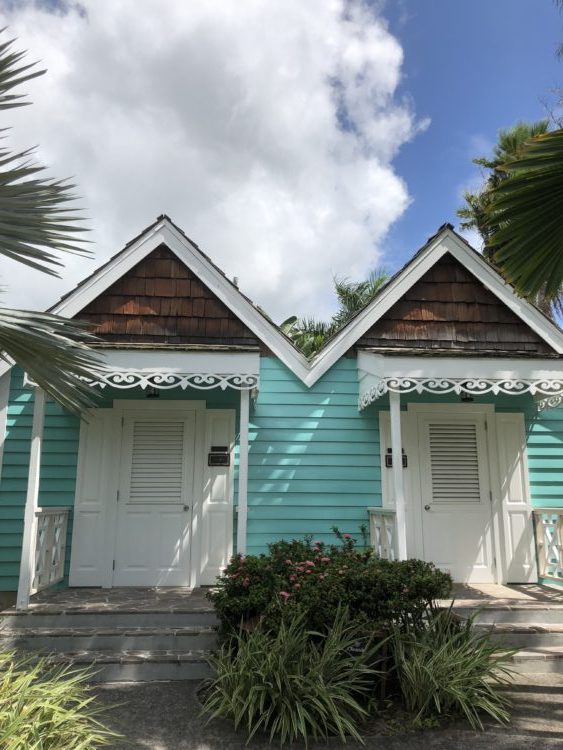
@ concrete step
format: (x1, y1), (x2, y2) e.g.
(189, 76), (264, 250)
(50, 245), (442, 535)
(42, 649), (214, 682)
(510, 647), (563, 674)
(0, 609), (218, 630)
(0, 625), (218, 654)
(476, 623), (563, 649)
(453, 606), (563, 625)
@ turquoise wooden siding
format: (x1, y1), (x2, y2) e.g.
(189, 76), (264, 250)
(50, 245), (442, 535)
(246, 358), (380, 554)
(0, 368), (80, 592)
(527, 404), (563, 508)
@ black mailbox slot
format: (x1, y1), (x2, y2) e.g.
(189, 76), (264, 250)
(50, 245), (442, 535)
(208, 445), (230, 467)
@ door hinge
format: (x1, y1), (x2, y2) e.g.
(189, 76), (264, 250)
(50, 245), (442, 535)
(121, 416), (124, 428)
(116, 490), (120, 503)
(493, 556), (497, 570)
(489, 490), (493, 503)
(112, 560), (115, 570)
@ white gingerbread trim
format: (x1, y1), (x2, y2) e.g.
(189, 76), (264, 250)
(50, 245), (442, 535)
(87, 370), (258, 391)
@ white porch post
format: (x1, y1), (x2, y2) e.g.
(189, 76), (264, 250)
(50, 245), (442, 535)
(236, 388), (250, 555)
(16, 387), (46, 610)
(389, 390), (408, 560)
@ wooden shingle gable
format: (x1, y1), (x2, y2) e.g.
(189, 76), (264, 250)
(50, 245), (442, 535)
(78, 245), (262, 347)
(355, 253), (554, 355)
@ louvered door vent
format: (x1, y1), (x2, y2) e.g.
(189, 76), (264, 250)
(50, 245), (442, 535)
(428, 423), (481, 503)
(129, 420), (185, 503)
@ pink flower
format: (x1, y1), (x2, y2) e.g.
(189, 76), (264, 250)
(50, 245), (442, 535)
(343, 534), (352, 540)
(279, 591), (291, 599)
(285, 559), (293, 565)
(306, 570), (312, 575)
(289, 574), (296, 582)
(314, 541), (322, 546)
(242, 577), (250, 588)
(304, 560), (315, 567)
(294, 583), (301, 590)
(320, 557), (330, 563)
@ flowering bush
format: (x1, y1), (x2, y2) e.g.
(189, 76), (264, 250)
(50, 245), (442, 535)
(209, 529), (452, 635)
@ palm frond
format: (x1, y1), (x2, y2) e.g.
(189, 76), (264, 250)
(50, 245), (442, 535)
(0, 32), (45, 110)
(488, 128), (563, 298)
(0, 33), (89, 274)
(0, 308), (102, 414)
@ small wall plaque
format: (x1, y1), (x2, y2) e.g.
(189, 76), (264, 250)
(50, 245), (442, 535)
(208, 446), (230, 467)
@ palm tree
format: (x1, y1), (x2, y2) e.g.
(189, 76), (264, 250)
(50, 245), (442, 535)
(486, 128), (563, 303)
(282, 269), (389, 357)
(0, 34), (100, 414)
(458, 121), (563, 318)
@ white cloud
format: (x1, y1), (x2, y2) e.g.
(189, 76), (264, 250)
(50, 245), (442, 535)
(0, 0), (425, 322)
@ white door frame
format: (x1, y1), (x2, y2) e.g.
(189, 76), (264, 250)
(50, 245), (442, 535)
(70, 400), (211, 588)
(380, 402), (505, 583)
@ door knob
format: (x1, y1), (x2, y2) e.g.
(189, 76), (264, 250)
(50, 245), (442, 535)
(183, 505), (190, 511)
(424, 504), (431, 511)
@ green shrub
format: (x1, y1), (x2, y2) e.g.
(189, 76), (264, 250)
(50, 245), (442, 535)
(210, 530), (452, 635)
(202, 607), (383, 745)
(0, 650), (117, 749)
(392, 609), (515, 729)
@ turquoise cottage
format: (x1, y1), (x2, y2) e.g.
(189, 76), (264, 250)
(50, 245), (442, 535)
(2, 216), (563, 609)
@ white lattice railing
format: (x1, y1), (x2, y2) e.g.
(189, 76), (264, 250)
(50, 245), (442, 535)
(32, 507), (69, 595)
(368, 507), (397, 561)
(533, 509), (563, 582)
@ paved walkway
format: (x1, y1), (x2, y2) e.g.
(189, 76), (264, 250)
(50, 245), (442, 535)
(96, 674), (563, 749)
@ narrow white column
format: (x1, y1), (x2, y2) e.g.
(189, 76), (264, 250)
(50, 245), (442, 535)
(236, 388), (250, 555)
(389, 390), (408, 560)
(16, 387), (46, 611)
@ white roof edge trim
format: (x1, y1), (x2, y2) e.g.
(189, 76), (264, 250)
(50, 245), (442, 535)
(304, 228), (563, 387)
(46, 217), (310, 383)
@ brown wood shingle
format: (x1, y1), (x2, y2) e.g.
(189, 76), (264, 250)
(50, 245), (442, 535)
(356, 253), (555, 354)
(77, 244), (261, 347)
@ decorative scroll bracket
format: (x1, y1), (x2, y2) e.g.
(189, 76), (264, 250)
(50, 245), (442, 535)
(24, 370), (259, 392)
(359, 376), (563, 411)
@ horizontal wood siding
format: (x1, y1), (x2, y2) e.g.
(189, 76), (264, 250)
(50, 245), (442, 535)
(526, 404), (563, 508)
(0, 369), (80, 591)
(247, 358), (380, 554)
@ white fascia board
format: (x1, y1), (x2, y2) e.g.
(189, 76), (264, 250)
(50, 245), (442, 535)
(358, 351), (563, 382)
(306, 228), (563, 387)
(304, 233), (452, 386)
(97, 348), (260, 375)
(50, 218), (309, 383)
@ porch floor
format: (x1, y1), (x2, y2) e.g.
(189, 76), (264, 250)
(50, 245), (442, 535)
(3, 583), (563, 616)
(445, 582), (563, 609)
(1, 587), (214, 615)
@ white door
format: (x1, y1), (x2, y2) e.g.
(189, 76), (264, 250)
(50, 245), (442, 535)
(113, 412), (196, 586)
(416, 413), (495, 583)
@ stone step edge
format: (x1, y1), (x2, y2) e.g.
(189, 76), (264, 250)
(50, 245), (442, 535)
(0, 625), (217, 638)
(40, 649), (213, 665)
(0, 607), (217, 617)
(474, 623), (563, 634)
(510, 647), (563, 662)
(450, 604), (563, 611)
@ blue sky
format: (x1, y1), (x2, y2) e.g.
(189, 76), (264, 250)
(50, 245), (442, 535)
(382, 0), (563, 270)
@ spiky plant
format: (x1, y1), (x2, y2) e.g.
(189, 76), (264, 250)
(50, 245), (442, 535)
(0, 650), (117, 749)
(0, 32), (100, 414)
(202, 606), (383, 746)
(392, 608), (515, 730)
